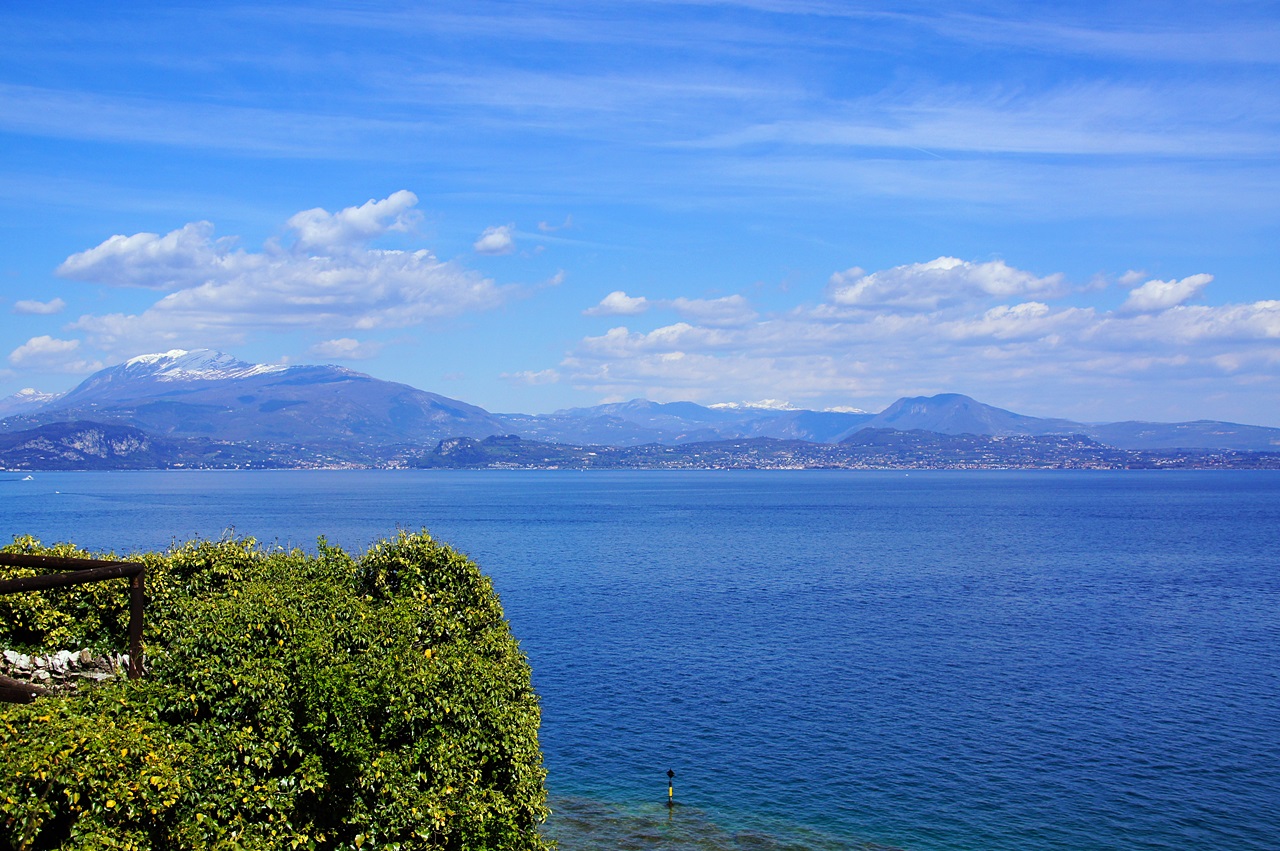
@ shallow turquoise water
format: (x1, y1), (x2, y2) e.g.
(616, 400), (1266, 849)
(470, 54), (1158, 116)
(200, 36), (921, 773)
(4, 470), (1278, 849)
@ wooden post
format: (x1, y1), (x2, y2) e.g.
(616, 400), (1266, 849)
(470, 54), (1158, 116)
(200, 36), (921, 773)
(129, 570), (144, 679)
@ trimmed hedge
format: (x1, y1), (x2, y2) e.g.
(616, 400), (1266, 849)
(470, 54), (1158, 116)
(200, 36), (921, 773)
(0, 532), (550, 851)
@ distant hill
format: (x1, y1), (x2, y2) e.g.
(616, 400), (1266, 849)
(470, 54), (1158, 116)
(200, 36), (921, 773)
(844, 393), (1080, 439)
(0, 419), (404, 470)
(0, 420), (265, 470)
(0, 421), (167, 469)
(411, 431), (1280, 471)
(4, 350), (1280, 457)
(1083, 420), (1280, 452)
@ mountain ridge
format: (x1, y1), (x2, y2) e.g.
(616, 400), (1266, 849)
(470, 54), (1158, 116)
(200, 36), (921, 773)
(4, 349), (1279, 454)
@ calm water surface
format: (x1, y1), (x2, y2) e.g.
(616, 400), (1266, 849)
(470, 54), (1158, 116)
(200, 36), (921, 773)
(3, 470), (1278, 850)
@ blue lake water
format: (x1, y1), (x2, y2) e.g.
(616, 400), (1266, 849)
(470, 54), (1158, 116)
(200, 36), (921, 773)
(3, 469), (1278, 850)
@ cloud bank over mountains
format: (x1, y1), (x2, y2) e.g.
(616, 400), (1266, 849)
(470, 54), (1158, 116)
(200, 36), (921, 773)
(564, 257), (1280, 416)
(8, 189), (1279, 423)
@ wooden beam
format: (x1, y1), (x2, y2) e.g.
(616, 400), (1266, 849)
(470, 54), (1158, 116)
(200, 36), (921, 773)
(0, 553), (135, 572)
(0, 673), (50, 704)
(0, 561), (143, 595)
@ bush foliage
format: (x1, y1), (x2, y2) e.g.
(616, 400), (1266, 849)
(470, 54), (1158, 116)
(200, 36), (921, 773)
(0, 532), (550, 851)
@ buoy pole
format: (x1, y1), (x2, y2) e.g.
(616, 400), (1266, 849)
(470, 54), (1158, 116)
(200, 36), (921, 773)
(667, 769), (675, 808)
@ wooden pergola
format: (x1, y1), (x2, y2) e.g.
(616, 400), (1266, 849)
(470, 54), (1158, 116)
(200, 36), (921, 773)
(0, 553), (144, 703)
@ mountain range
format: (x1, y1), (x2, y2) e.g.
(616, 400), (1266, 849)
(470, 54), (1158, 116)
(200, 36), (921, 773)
(2, 349), (1279, 469)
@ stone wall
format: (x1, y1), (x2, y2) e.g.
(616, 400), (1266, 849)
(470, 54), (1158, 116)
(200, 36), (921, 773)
(1, 648), (127, 696)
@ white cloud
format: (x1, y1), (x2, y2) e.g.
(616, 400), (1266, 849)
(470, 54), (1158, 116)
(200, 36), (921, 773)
(538, 215), (573, 233)
(943, 302), (1095, 342)
(8, 335), (103, 373)
(504, 368), (561, 385)
(65, 313), (206, 355)
(9, 335), (76, 365)
(827, 257), (1064, 312)
(57, 221), (242, 290)
(1094, 300), (1280, 345)
(288, 190), (420, 252)
(1120, 273), (1212, 313)
(584, 291), (649, 316)
(13, 297), (66, 315)
(309, 338), (383, 360)
(562, 347), (878, 404)
(584, 291), (756, 325)
(473, 224), (516, 255)
(579, 323), (735, 357)
(670, 294), (757, 326)
(53, 192), (515, 357)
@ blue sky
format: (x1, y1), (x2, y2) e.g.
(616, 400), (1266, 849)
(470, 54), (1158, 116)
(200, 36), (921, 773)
(2, 1), (1278, 424)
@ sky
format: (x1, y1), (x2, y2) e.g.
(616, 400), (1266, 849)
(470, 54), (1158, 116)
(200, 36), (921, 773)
(2, 1), (1278, 424)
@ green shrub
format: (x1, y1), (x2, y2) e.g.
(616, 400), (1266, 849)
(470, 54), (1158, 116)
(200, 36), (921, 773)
(0, 532), (550, 851)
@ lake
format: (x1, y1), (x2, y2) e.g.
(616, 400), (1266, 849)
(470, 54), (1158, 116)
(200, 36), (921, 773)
(3, 469), (1278, 850)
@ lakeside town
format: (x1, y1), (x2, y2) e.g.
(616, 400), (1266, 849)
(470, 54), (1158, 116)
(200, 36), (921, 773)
(4, 422), (1279, 472)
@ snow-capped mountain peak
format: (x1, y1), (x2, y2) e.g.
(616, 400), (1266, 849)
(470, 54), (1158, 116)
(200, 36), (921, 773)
(124, 349), (191, 367)
(121, 349), (288, 382)
(0, 387), (65, 417)
(14, 388), (58, 402)
(709, 399), (800, 411)
(45, 349), (294, 410)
